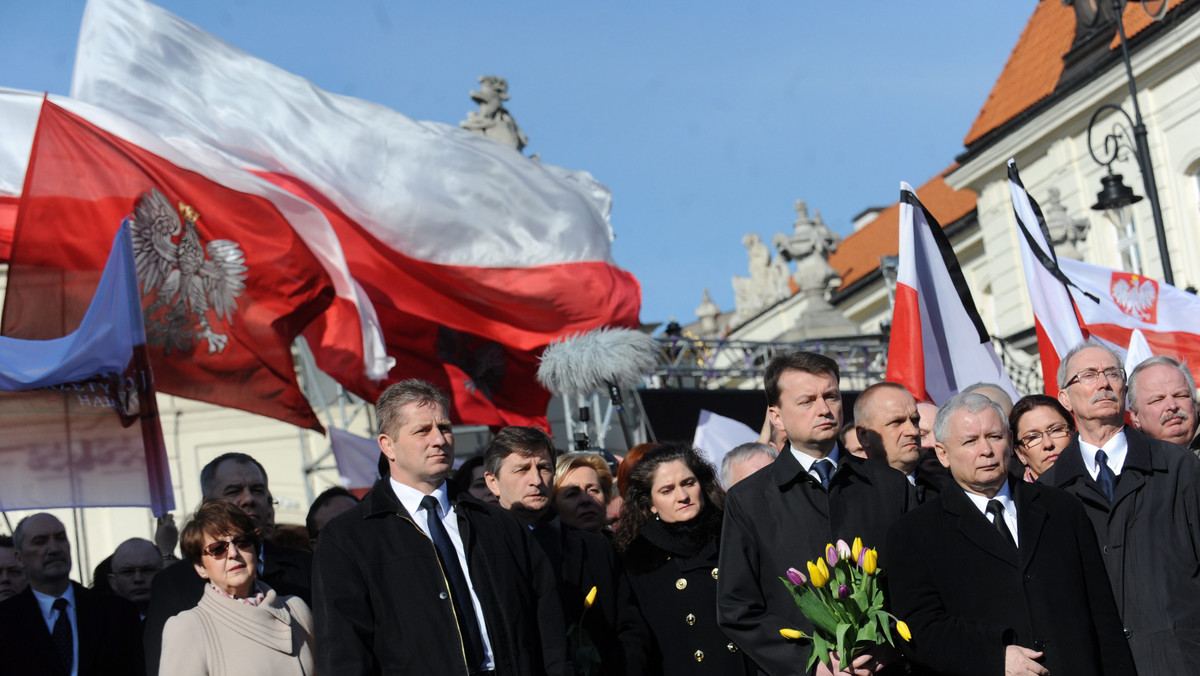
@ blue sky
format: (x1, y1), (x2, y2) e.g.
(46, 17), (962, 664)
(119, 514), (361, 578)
(1, 1), (1036, 327)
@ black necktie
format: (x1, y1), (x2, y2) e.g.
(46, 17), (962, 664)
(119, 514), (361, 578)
(1095, 450), (1116, 502)
(51, 597), (73, 673)
(420, 495), (485, 670)
(813, 459), (835, 490)
(986, 499), (1016, 547)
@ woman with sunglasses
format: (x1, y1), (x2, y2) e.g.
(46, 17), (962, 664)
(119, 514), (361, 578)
(160, 498), (316, 675)
(1009, 394), (1076, 482)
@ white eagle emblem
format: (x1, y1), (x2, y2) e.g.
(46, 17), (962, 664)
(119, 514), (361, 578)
(1110, 274), (1158, 323)
(130, 189), (249, 354)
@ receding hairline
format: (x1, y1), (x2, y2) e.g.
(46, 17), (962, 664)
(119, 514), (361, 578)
(853, 382), (913, 427)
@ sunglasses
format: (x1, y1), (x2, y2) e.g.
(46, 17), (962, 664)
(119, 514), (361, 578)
(201, 533), (256, 559)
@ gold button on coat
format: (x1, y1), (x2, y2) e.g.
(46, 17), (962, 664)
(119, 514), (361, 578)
(711, 567), (719, 579)
(675, 578), (687, 590)
(727, 642), (739, 653)
(694, 650), (704, 662)
(685, 613), (696, 626)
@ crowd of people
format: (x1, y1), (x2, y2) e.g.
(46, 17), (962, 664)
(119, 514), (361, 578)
(1, 340), (1199, 675)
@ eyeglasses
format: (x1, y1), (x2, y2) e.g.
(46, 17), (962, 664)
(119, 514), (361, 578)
(1064, 367), (1125, 388)
(201, 533), (256, 559)
(112, 566), (160, 579)
(1018, 424), (1072, 449)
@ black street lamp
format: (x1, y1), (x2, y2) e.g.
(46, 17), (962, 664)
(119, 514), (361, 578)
(1085, 0), (1173, 285)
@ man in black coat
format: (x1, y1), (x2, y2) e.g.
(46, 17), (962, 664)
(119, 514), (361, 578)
(482, 425), (649, 675)
(142, 452), (312, 675)
(887, 392), (1135, 676)
(854, 382), (946, 503)
(0, 513), (144, 676)
(717, 352), (913, 675)
(1039, 340), (1200, 673)
(313, 379), (570, 675)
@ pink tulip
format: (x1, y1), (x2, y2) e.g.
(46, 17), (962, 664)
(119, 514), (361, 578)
(836, 539), (852, 561)
(786, 567), (806, 586)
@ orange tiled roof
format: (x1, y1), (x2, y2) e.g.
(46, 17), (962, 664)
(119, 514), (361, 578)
(963, 0), (1186, 147)
(830, 165), (976, 290)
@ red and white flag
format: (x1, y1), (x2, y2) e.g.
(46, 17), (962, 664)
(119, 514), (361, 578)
(886, 183), (1019, 404)
(0, 88), (40, 261)
(0, 221), (173, 515)
(1007, 159), (1088, 394)
(70, 0), (641, 428)
(5, 98), (350, 430)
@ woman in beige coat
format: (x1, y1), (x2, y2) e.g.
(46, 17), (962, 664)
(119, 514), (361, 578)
(161, 498), (316, 675)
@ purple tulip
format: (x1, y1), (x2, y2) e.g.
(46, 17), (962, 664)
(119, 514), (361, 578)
(786, 567), (806, 586)
(825, 543), (839, 567)
(857, 545), (868, 568)
(837, 584), (849, 599)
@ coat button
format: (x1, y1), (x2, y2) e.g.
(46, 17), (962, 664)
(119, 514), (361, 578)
(727, 642), (739, 653)
(1023, 574), (1032, 583)
(676, 578), (688, 590)
(1033, 640), (1045, 651)
(694, 650), (704, 662)
(685, 614), (696, 626)
(1125, 629), (1133, 639)
(438, 591), (448, 600)
(1102, 545), (1110, 556)
(711, 567), (719, 579)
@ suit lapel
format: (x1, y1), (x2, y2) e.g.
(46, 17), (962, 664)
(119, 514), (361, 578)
(1112, 428), (1151, 508)
(1013, 482), (1047, 572)
(943, 485), (1018, 567)
(1049, 437), (1111, 509)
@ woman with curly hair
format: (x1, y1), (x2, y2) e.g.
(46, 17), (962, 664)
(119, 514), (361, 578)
(161, 498), (315, 675)
(615, 443), (754, 675)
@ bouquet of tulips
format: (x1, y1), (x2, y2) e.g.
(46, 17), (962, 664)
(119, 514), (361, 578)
(779, 537), (911, 672)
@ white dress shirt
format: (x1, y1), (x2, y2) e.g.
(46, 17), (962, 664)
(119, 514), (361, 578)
(391, 478), (495, 670)
(791, 445), (841, 484)
(32, 584), (79, 676)
(964, 480), (1019, 547)
(1079, 429), (1129, 480)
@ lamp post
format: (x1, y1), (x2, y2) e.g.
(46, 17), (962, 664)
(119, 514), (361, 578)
(1085, 0), (1174, 285)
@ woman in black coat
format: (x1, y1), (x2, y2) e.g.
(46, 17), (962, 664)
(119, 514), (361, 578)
(614, 443), (755, 676)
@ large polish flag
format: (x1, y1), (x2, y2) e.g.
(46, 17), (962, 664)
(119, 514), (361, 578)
(0, 221), (173, 515)
(886, 183), (1019, 404)
(1007, 159), (1087, 394)
(70, 0), (642, 428)
(4, 98), (374, 430)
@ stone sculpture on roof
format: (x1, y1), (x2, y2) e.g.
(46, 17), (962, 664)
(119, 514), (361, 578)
(731, 232), (791, 325)
(774, 200), (842, 303)
(1042, 187), (1090, 260)
(460, 75), (529, 152)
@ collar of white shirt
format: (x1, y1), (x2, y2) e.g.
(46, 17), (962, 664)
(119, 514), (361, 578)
(1078, 428), (1129, 480)
(391, 477), (450, 534)
(32, 583), (76, 625)
(791, 444), (841, 482)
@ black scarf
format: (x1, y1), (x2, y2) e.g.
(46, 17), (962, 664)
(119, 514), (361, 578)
(639, 504), (722, 558)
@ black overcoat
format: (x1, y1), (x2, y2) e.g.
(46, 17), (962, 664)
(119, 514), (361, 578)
(312, 477), (569, 675)
(887, 479), (1135, 676)
(533, 516), (651, 675)
(0, 582), (145, 676)
(716, 447), (912, 675)
(1039, 426), (1200, 673)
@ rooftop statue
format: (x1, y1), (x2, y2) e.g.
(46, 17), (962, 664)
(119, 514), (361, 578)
(460, 75), (529, 152)
(773, 200), (841, 304)
(732, 233), (791, 324)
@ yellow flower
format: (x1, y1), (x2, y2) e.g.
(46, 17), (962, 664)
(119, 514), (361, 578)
(896, 620), (912, 642)
(807, 558), (830, 587)
(863, 548), (878, 575)
(779, 628), (805, 640)
(852, 537), (864, 562)
(584, 586), (598, 609)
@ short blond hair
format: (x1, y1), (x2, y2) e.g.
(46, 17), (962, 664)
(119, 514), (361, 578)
(553, 453), (614, 501)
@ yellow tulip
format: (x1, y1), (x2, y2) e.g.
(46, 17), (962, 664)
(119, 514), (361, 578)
(863, 548), (878, 575)
(779, 628), (805, 640)
(584, 586), (598, 609)
(852, 537), (864, 562)
(896, 620), (912, 642)
(806, 559), (830, 588)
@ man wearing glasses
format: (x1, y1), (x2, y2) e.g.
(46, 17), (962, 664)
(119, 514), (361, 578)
(1040, 339), (1200, 674)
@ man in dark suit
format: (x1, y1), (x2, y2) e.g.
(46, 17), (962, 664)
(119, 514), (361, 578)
(717, 351), (913, 675)
(0, 513), (144, 676)
(483, 425), (649, 675)
(854, 382), (946, 503)
(143, 452), (312, 675)
(887, 392), (1134, 675)
(1040, 340), (1200, 673)
(313, 379), (569, 675)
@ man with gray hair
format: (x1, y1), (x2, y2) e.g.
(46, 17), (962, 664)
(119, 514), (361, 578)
(1039, 339), (1200, 673)
(962, 381), (1015, 418)
(720, 441), (777, 487)
(1127, 354), (1199, 452)
(887, 393), (1134, 675)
